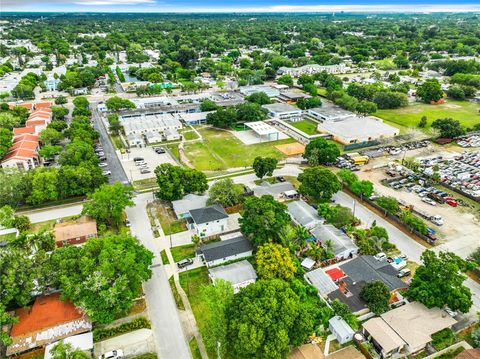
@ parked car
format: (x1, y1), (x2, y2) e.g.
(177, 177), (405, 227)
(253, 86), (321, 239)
(125, 219), (131, 227)
(430, 215), (444, 226)
(445, 307), (458, 317)
(98, 350), (123, 359)
(98, 156), (107, 161)
(397, 268), (411, 278)
(102, 170), (112, 176)
(140, 168), (151, 174)
(135, 161), (146, 166)
(422, 197), (437, 206)
(133, 157), (144, 162)
(99, 163), (108, 168)
(154, 147), (166, 154)
(374, 252), (386, 261)
(177, 258), (193, 269)
(276, 176), (286, 182)
(96, 152), (105, 156)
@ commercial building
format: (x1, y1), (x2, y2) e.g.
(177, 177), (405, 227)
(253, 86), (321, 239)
(263, 103), (302, 121)
(244, 121), (281, 142)
(197, 233), (253, 267)
(53, 216), (98, 247)
(208, 260), (257, 293)
(1, 133), (40, 170)
(120, 113), (183, 146)
(6, 293), (92, 356)
(239, 85), (280, 98)
(188, 204), (229, 237)
(362, 302), (457, 358)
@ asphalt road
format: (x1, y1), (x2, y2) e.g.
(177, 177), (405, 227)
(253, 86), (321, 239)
(126, 193), (192, 359)
(23, 203), (83, 223)
(91, 105), (129, 184)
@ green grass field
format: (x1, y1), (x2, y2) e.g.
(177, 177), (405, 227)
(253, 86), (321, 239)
(171, 243), (196, 262)
(182, 127), (296, 172)
(290, 119), (318, 135)
(375, 100), (480, 131)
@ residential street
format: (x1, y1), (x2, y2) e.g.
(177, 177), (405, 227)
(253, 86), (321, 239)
(22, 203), (83, 223)
(126, 193), (192, 359)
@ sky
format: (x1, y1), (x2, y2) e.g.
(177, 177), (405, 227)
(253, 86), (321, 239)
(2, 0), (480, 13)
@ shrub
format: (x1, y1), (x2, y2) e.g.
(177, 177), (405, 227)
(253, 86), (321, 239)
(431, 328), (455, 351)
(93, 317), (151, 342)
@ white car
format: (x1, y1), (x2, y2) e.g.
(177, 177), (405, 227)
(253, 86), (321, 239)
(98, 349), (124, 359)
(99, 163), (108, 168)
(102, 170), (112, 176)
(431, 215), (444, 226)
(422, 197), (436, 206)
(374, 252), (386, 261)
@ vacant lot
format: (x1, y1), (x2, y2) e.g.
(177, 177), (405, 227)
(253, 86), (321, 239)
(290, 119), (318, 135)
(183, 127), (296, 172)
(375, 100), (480, 131)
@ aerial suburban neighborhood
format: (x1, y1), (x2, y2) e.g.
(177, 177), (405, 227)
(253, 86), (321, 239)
(1, 5), (480, 359)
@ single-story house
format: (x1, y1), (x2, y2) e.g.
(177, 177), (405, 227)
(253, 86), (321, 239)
(6, 293), (92, 356)
(197, 233), (253, 267)
(172, 194), (209, 219)
(208, 260), (257, 293)
(164, 128), (181, 141)
(53, 216), (97, 247)
(310, 224), (358, 260)
(286, 199), (323, 228)
(44, 332), (93, 359)
(189, 204), (229, 237)
(362, 302), (457, 358)
(145, 131), (163, 144)
(305, 267), (339, 297)
(253, 181), (296, 200)
(262, 103), (302, 121)
(329, 316), (355, 344)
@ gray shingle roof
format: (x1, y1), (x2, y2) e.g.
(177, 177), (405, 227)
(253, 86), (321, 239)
(189, 204), (228, 225)
(197, 235), (253, 262)
(340, 256), (408, 291)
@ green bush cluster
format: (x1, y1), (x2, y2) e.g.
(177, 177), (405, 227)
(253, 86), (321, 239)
(93, 317), (151, 342)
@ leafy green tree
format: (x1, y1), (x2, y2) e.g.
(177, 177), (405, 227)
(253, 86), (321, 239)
(373, 91), (408, 109)
(356, 100), (377, 115)
(199, 280), (234, 357)
(419, 116), (428, 128)
(416, 79), (443, 103)
(51, 105), (69, 121)
(105, 96), (136, 111)
(39, 128), (63, 146)
(39, 145), (62, 159)
(0, 205), (15, 228)
(331, 299), (359, 330)
(239, 195), (290, 248)
(155, 164), (207, 201)
(277, 74), (293, 87)
(376, 196), (399, 215)
(0, 168), (31, 208)
(51, 234), (153, 323)
(252, 156), (278, 179)
(206, 107), (237, 128)
(59, 140), (98, 166)
(54, 95), (67, 105)
(227, 279), (315, 358)
(246, 91), (271, 105)
(303, 138), (340, 166)
(208, 178), (243, 207)
(318, 203), (356, 229)
(235, 102), (268, 123)
(58, 163), (107, 198)
(431, 118), (465, 139)
(0, 304), (17, 346)
(82, 183), (134, 227)
(48, 340), (91, 359)
(337, 169), (358, 187)
(27, 168), (59, 205)
(297, 97), (322, 110)
(407, 250), (474, 313)
(200, 99), (218, 112)
(446, 86), (466, 100)
(350, 180), (374, 199)
(298, 167), (341, 203)
(0, 128), (13, 160)
(256, 243), (297, 281)
(360, 281), (391, 314)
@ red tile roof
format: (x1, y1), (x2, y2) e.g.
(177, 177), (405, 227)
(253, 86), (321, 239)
(2, 134), (39, 162)
(326, 268), (346, 281)
(35, 102), (53, 109)
(13, 127), (36, 136)
(25, 119), (47, 127)
(9, 103), (34, 110)
(11, 294), (84, 337)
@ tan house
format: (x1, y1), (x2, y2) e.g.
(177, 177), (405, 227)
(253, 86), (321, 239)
(53, 216), (97, 247)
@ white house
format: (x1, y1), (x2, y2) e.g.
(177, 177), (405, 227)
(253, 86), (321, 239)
(188, 204), (229, 237)
(310, 224), (358, 260)
(44, 74), (60, 91)
(208, 260), (257, 293)
(262, 103), (302, 122)
(172, 194), (209, 219)
(329, 316), (355, 344)
(197, 233), (253, 267)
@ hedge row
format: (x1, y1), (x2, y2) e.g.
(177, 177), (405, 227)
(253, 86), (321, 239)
(93, 316), (151, 342)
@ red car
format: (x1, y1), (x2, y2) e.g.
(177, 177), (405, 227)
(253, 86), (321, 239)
(446, 199), (458, 207)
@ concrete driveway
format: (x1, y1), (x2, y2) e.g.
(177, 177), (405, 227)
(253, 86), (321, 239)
(94, 329), (156, 358)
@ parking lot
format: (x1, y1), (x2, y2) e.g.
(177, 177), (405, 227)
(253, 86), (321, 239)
(356, 152), (480, 258)
(119, 146), (179, 182)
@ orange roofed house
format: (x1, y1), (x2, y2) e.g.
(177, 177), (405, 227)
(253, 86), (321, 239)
(53, 216), (98, 247)
(6, 293), (92, 356)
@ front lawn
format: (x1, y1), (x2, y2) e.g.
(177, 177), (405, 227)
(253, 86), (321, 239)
(154, 201), (188, 235)
(290, 119), (319, 135)
(375, 100), (480, 131)
(171, 243), (196, 262)
(179, 267), (214, 358)
(182, 127), (296, 172)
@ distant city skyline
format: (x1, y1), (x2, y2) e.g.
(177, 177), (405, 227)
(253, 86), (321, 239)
(2, 0), (480, 13)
